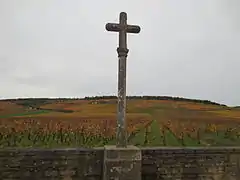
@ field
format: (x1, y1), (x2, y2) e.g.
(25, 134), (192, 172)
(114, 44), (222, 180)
(1, 98), (240, 148)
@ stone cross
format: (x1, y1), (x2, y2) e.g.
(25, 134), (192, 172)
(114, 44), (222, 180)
(105, 12), (141, 147)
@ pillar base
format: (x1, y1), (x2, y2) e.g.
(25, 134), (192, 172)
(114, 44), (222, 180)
(102, 145), (141, 180)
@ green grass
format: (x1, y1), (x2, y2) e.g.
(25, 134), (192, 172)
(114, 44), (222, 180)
(162, 127), (183, 146)
(199, 130), (240, 146)
(145, 120), (164, 146)
(181, 134), (202, 146)
(128, 126), (146, 146)
(0, 110), (50, 118)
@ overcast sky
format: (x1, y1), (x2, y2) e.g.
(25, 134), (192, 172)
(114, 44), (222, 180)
(0, 0), (239, 106)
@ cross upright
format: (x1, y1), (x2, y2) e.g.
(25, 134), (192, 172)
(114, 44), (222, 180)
(105, 12), (141, 148)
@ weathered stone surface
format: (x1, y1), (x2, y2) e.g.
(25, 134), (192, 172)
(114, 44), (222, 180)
(102, 145), (141, 180)
(0, 148), (103, 180)
(1, 147), (240, 179)
(142, 147), (240, 180)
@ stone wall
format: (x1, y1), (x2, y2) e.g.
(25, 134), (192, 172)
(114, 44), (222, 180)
(0, 148), (103, 180)
(142, 147), (240, 180)
(1, 147), (240, 180)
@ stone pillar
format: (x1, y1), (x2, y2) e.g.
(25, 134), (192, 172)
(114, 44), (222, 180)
(102, 145), (141, 180)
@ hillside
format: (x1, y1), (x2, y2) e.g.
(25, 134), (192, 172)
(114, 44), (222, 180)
(0, 96), (238, 123)
(1, 96), (240, 131)
(0, 101), (34, 116)
(0, 96), (240, 148)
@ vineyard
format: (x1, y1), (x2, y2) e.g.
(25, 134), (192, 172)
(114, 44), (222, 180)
(0, 98), (240, 148)
(0, 114), (152, 148)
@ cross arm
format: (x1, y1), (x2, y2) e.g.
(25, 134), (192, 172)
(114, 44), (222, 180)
(105, 23), (141, 34)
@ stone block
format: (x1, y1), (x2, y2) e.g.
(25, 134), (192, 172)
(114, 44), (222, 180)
(102, 145), (141, 180)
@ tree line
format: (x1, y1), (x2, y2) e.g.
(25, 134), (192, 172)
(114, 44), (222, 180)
(83, 96), (226, 106)
(1, 96), (226, 107)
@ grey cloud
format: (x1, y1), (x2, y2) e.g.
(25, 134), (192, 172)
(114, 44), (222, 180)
(0, 0), (239, 106)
